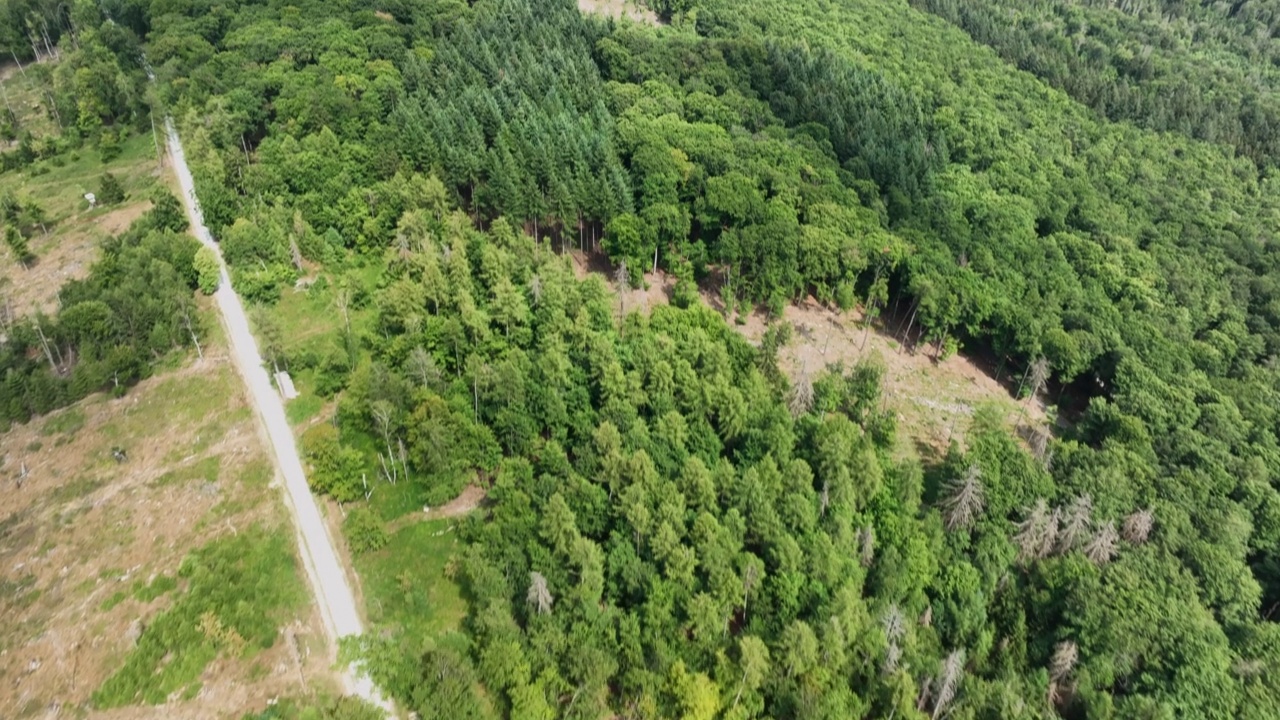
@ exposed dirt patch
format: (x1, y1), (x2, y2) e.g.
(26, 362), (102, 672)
(0, 335), (336, 718)
(570, 250), (676, 317)
(735, 296), (1047, 457)
(1, 201), (152, 318)
(571, 250), (1049, 458)
(384, 485), (488, 536)
(576, 0), (662, 24)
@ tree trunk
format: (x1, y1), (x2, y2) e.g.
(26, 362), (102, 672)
(184, 310), (203, 360)
(33, 317), (57, 369)
(731, 669), (749, 709)
(11, 50), (27, 80)
(900, 301), (919, 352)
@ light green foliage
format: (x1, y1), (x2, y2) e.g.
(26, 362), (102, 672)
(301, 424), (367, 503)
(92, 528), (303, 707)
(126, 0), (1280, 715)
(194, 246), (221, 294)
(343, 507), (388, 554)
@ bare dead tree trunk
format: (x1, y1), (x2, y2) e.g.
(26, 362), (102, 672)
(43, 90), (62, 132)
(900, 301), (919, 353)
(32, 315), (57, 369)
(289, 237), (303, 270)
(182, 307), (203, 360)
(10, 50), (28, 80)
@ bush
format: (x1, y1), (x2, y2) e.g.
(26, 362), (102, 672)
(835, 281), (856, 311)
(148, 189), (189, 233)
(99, 132), (122, 163)
(98, 172), (126, 205)
(301, 424), (366, 502)
(195, 246), (221, 294)
(344, 507), (388, 554)
(92, 529), (302, 707)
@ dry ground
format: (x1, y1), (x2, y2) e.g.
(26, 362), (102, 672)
(570, 251), (1047, 458)
(0, 323), (336, 719)
(2, 201), (151, 318)
(1, 126), (164, 320)
(576, 0), (661, 24)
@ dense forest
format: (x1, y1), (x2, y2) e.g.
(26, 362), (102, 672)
(6, 0), (1280, 717)
(912, 0), (1280, 172)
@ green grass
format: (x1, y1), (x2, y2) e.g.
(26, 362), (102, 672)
(354, 518), (468, 644)
(92, 527), (305, 708)
(1, 68), (57, 139)
(285, 392), (324, 426)
(153, 456), (221, 488)
(4, 132), (158, 222)
(48, 476), (103, 505)
(39, 406), (85, 437)
(133, 573), (178, 602)
(99, 589), (129, 612)
(368, 478), (424, 522)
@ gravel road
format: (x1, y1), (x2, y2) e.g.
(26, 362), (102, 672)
(164, 118), (387, 710)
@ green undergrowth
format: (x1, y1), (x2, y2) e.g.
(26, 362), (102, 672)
(352, 517), (468, 649)
(91, 527), (304, 708)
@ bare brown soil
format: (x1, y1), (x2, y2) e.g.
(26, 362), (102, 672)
(2, 202), (151, 318)
(570, 250), (1047, 458)
(0, 335), (336, 719)
(384, 485), (488, 536)
(576, 0), (662, 24)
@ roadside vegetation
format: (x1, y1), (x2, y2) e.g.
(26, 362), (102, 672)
(6, 0), (1280, 717)
(1, 5), (333, 717)
(0, 328), (330, 717)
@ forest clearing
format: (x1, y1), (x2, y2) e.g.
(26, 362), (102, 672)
(0, 327), (332, 718)
(5, 0), (1280, 717)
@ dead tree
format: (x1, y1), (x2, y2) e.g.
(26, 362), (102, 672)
(930, 649), (966, 720)
(1057, 494), (1093, 553)
(527, 571), (553, 615)
(940, 465), (985, 531)
(858, 525), (875, 567)
(1084, 521), (1119, 565)
(180, 305), (203, 360)
(1122, 508), (1154, 544)
(1014, 499), (1058, 564)
(371, 401), (397, 484)
(787, 369), (814, 418)
(614, 259), (629, 327)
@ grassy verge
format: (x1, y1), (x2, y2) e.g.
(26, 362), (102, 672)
(353, 518), (468, 650)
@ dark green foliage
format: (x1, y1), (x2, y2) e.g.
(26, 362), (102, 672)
(127, 0), (1280, 715)
(4, 224), (32, 264)
(98, 172), (125, 206)
(0, 203), (202, 426)
(914, 0), (1280, 172)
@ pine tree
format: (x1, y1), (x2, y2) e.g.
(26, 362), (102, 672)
(98, 172), (125, 206)
(4, 225), (31, 266)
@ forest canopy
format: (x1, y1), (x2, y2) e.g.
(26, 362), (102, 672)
(6, 0), (1280, 717)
